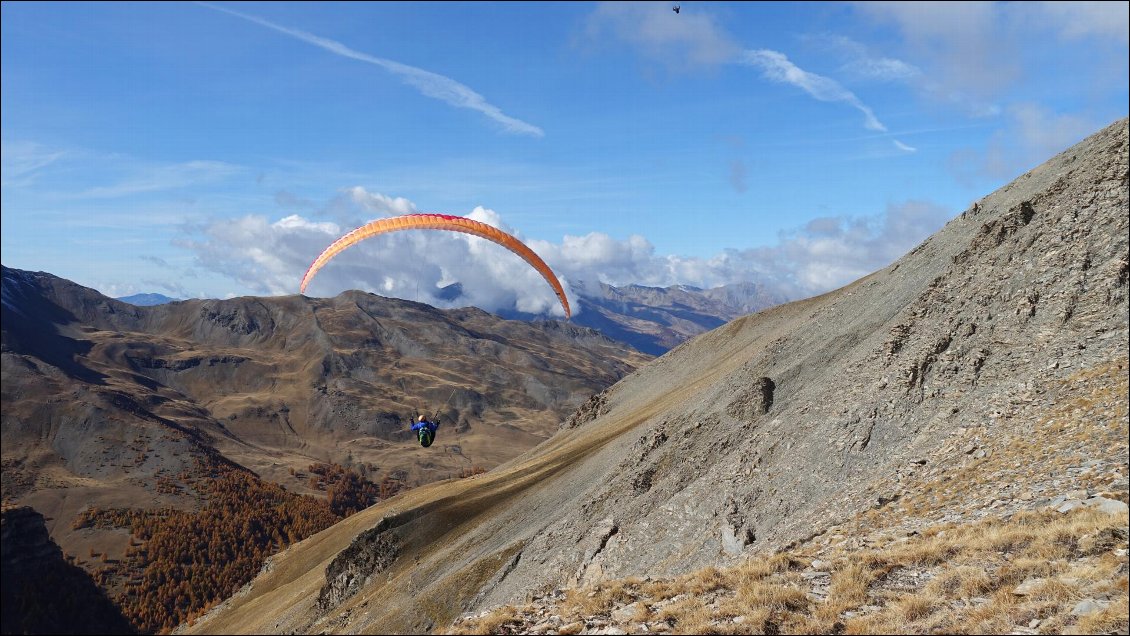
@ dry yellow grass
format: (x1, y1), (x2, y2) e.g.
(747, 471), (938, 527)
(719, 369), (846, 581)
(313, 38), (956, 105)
(828, 561), (876, 607)
(654, 594), (712, 632)
(461, 605), (522, 634)
(453, 505), (1128, 635)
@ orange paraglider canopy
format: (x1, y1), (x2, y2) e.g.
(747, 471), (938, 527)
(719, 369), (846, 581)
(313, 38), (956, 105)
(299, 213), (571, 319)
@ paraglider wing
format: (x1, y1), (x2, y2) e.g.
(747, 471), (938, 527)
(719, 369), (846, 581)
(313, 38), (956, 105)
(299, 213), (571, 319)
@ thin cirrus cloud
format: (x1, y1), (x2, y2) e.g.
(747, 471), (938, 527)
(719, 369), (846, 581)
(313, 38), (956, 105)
(741, 49), (887, 132)
(69, 160), (243, 199)
(736, 48), (925, 151)
(0, 140), (68, 187)
(581, 4), (897, 137)
(805, 34), (922, 82)
(1, 140), (243, 200)
(198, 2), (544, 138)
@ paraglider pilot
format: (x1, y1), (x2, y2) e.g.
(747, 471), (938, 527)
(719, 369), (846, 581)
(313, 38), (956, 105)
(412, 414), (439, 447)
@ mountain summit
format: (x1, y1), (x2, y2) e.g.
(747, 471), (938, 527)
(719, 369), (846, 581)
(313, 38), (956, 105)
(182, 117), (1128, 635)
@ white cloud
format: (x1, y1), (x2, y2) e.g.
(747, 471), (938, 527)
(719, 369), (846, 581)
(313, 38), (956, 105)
(853, 1), (1011, 100)
(805, 30), (1002, 118)
(583, 1), (741, 68)
(199, 2), (544, 137)
(182, 193), (572, 316)
(949, 104), (1099, 185)
(1035, 1), (1129, 44)
(273, 214), (339, 234)
(727, 200), (954, 296)
(808, 34), (922, 82)
(183, 189), (955, 314)
(1007, 104), (1096, 157)
(582, 5), (894, 135)
(348, 187), (419, 217)
(741, 50), (887, 132)
(893, 139), (917, 153)
(852, 1), (1128, 111)
(845, 56), (922, 83)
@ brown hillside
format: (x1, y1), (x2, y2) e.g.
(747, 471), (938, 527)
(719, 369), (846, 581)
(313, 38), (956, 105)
(1, 275), (648, 630)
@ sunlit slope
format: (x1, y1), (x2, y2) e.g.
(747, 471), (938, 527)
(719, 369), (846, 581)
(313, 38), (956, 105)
(184, 117), (1128, 635)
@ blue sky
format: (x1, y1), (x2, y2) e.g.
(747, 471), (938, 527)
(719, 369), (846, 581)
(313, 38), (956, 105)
(2, 1), (1127, 316)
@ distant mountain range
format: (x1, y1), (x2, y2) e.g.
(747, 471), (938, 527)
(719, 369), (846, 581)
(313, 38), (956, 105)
(117, 281), (786, 356)
(502, 280), (788, 356)
(568, 280), (788, 355)
(115, 292), (181, 306)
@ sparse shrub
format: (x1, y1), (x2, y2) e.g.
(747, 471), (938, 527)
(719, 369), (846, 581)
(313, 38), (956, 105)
(459, 466), (488, 478)
(829, 561), (875, 607)
(456, 605), (522, 634)
(894, 594), (935, 622)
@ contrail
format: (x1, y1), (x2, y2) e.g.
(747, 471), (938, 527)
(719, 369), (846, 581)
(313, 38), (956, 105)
(198, 2), (544, 137)
(742, 49), (887, 132)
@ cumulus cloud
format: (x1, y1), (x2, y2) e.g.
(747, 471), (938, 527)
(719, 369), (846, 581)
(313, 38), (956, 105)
(199, 2), (544, 137)
(183, 189), (954, 314)
(348, 187), (418, 217)
(724, 200), (953, 296)
(180, 192), (573, 316)
(741, 50), (887, 132)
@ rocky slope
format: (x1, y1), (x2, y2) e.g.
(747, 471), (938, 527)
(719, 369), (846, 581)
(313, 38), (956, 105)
(181, 117), (1128, 635)
(454, 359), (1128, 634)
